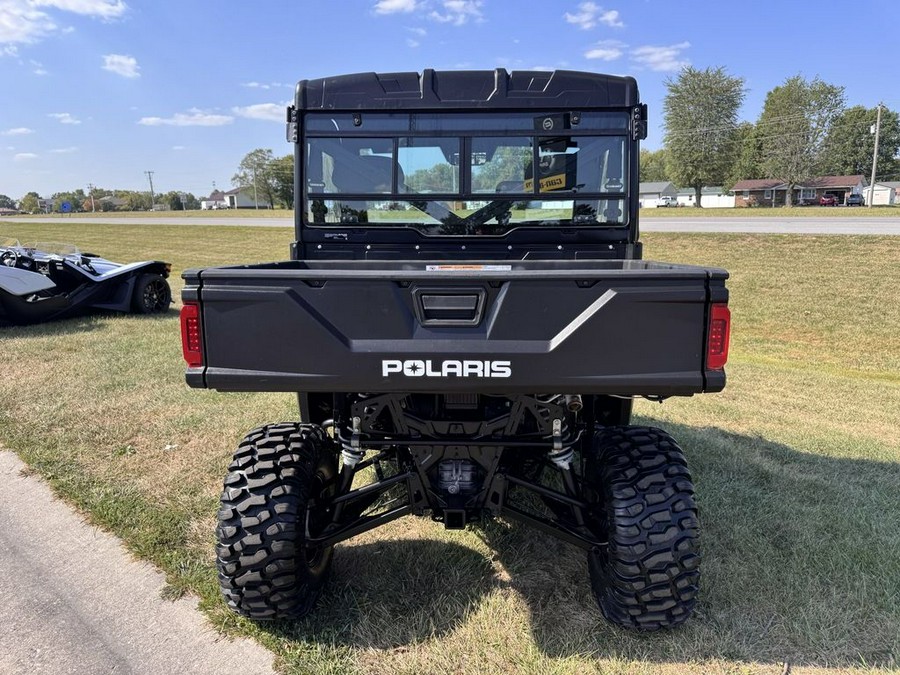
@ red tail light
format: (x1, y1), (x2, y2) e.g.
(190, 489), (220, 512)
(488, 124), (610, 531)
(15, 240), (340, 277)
(706, 303), (731, 370)
(180, 302), (203, 368)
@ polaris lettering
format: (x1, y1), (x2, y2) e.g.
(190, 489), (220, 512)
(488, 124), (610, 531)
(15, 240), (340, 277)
(382, 359), (511, 378)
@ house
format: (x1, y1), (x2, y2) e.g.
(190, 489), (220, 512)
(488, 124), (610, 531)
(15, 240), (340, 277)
(98, 196), (127, 211)
(200, 190), (228, 210)
(731, 175), (866, 207)
(638, 181), (677, 208)
(675, 187), (735, 208)
(863, 182), (898, 206)
(223, 187), (260, 209)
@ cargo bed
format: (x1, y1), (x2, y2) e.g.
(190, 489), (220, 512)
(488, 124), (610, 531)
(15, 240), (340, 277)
(183, 259), (728, 396)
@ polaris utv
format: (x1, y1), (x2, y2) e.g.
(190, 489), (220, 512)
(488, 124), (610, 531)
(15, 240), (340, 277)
(181, 69), (731, 630)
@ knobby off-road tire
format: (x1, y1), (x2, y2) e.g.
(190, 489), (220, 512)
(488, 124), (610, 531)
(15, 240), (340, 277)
(216, 423), (337, 620)
(586, 426), (700, 630)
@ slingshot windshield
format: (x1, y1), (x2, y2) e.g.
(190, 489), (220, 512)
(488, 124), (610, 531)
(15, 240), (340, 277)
(304, 111), (630, 236)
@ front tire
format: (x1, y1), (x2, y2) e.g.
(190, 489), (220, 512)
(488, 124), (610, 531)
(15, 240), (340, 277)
(585, 426), (700, 630)
(216, 423), (337, 620)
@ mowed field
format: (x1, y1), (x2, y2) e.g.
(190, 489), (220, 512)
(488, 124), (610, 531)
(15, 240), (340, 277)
(0, 222), (898, 675)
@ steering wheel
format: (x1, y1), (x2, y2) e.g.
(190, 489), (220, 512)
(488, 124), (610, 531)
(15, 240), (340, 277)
(0, 249), (19, 267)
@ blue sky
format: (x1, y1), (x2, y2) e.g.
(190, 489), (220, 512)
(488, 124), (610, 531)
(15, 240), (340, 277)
(1, 0), (896, 201)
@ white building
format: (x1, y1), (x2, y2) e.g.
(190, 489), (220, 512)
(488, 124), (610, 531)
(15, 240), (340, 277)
(863, 183), (896, 206)
(676, 187), (735, 208)
(638, 181), (677, 208)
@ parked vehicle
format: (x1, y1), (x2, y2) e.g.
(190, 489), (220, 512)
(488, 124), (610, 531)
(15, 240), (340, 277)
(181, 69), (731, 630)
(0, 238), (171, 324)
(657, 195), (676, 207)
(820, 193), (839, 206)
(846, 193), (865, 206)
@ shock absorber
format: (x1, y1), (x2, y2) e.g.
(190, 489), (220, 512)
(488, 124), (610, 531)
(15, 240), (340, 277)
(333, 416), (365, 522)
(547, 418), (584, 528)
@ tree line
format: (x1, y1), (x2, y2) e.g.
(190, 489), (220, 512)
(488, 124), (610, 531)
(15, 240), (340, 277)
(4, 188), (201, 214)
(642, 68), (900, 206)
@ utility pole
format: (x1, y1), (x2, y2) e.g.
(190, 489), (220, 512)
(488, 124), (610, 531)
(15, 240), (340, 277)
(144, 170), (156, 211)
(87, 183), (96, 212)
(868, 103), (882, 208)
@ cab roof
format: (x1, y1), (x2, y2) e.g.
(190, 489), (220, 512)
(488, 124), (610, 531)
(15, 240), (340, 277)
(295, 69), (640, 111)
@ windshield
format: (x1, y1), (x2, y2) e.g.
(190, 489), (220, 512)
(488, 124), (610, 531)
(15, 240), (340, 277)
(25, 242), (82, 257)
(304, 111), (630, 236)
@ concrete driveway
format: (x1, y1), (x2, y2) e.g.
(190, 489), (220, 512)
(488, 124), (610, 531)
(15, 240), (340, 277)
(0, 451), (276, 675)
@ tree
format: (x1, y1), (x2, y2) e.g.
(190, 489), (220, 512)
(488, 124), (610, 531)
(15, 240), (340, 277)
(270, 155), (294, 208)
(0, 194), (15, 209)
(470, 146), (530, 192)
(233, 148), (276, 208)
(663, 67), (746, 207)
(757, 75), (845, 206)
(820, 105), (900, 179)
(639, 148), (670, 183)
(182, 193), (200, 210)
(124, 191), (151, 211)
(724, 122), (764, 188)
(164, 191), (185, 211)
(50, 190), (86, 213)
(19, 192), (41, 214)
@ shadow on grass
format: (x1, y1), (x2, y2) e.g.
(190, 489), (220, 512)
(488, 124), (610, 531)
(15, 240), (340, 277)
(256, 420), (899, 669)
(0, 308), (173, 331)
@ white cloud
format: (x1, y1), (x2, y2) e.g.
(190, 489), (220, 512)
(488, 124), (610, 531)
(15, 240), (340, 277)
(2, 127), (34, 136)
(32, 0), (127, 19)
(406, 38), (420, 48)
(1, 0), (126, 48)
(241, 81), (290, 90)
(0, 2), (56, 45)
(631, 42), (690, 72)
(407, 26), (427, 36)
(14, 153), (38, 161)
(31, 59), (48, 74)
(102, 53), (139, 78)
(138, 109), (233, 127)
(564, 3), (623, 29)
(232, 103), (285, 123)
(585, 39), (625, 61)
(47, 112), (81, 124)
(599, 9), (623, 27)
(172, 145), (185, 151)
(374, 0), (417, 14)
(429, 0), (483, 25)
(50, 146), (78, 153)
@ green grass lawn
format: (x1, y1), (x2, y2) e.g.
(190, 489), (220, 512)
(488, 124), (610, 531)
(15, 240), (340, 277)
(0, 222), (897, 674)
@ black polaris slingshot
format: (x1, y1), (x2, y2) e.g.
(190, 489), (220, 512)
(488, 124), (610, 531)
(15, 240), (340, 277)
(0, 237), (171, 325)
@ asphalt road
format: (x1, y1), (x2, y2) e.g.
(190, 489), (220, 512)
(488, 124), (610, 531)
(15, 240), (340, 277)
(3, 214), (900, 234)
(0, 451), (276, 675)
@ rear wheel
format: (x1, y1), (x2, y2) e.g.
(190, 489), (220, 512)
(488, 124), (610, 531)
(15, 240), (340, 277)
(585, 426), (700, 630)
(216, 423), (337, 619)
(131, 273), (171, 314)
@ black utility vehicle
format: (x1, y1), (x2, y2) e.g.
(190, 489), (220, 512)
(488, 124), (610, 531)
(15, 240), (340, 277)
(181, 69), (731, 630)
